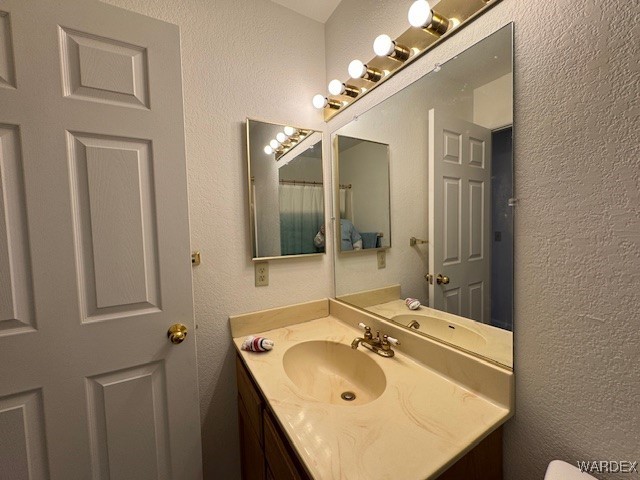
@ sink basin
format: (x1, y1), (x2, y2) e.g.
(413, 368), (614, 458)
(392, 314), (487, 350)
(282, 340), (386, 405)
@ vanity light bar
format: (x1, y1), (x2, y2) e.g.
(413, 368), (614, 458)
(312, 0), (503, 119)
(263, 127), (311, 160)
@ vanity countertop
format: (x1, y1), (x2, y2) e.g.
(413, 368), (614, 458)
(232, 313), (511, 480)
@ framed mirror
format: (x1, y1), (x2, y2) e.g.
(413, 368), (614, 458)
(333, 24), (514, 368)
(246, 119), (324, 260)
(334, 135), (391, 252)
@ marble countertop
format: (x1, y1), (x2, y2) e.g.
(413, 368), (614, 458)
(233, 314), (511, 480)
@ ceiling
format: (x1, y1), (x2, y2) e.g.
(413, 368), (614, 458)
(269, 0), (342, 23)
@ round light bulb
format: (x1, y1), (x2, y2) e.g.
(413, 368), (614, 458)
(328, 79), (345, 95)
(276, 132), (286, 143)
(408, 0), (433, 28)
(284, 126), (295, 135)
(373, 34), (395, 56)
(264, 145), (273, 155)
(312, 94), (327, 109)
(348, 59), (366, 79)
(269, 139), (279, 149)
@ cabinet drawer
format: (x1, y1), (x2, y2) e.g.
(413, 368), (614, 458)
(236, 355), (263, 443)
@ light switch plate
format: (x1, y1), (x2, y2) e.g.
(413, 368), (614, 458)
(255, 262), (269, 286)
(377, 250), (386, 269)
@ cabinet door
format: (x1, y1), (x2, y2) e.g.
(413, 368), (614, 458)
(264, 410), (307, 480)
(438, 427), (503, 480)
(237, 356), (264, 443)
(238, 397), (265, 480)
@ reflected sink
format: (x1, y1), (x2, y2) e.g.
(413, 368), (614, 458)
(283, 340), (386, 406)
(392, 314), (487, 350)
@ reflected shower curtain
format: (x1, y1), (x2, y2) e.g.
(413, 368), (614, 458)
(279, 184), (324, 255)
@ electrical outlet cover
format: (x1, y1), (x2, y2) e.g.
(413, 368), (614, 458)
(377, 251), (386, 269)
(255, 262), (269, 286)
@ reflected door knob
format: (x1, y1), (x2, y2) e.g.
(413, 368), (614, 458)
(436, 274), (450, 285)
(167, 324), (188, 344)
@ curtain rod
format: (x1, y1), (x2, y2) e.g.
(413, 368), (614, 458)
(279, 179), (351, 189)
(250, 177), (352, 189)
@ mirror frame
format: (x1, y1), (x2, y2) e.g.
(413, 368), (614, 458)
(246, 117), (325, 261)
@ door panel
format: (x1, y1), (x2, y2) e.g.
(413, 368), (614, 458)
(0, 124), (35, 335)
(443, 177), (461, 265)
(0, 389), (49, 480)
(429, 109), (492, 323)
(68, 132), (161, 320)
(0, 1), (202, 478)
(59, 27), (150, 108)
(469, 281), (484, 321)
(0, 11), (16, 89)
(86, 362), (170, 480)
(468, 180), (484, 261)
(444, 288), (461, 316)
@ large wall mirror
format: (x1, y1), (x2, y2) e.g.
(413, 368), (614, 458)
(246, 119), (324, 259)
(333, 24), (514, 368)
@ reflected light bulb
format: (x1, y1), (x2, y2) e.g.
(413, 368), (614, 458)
(284, 126), (295, 135)
(408, 0), (433, 28)
(276, 132), (286, 143)
(269, 139), (279, 149)
(348, 59), (366, 79)
(264, 145), (273, 155)
(312, 94), (327, 109)
(328, 79), (345, 95)
(373, 34), (395, 56)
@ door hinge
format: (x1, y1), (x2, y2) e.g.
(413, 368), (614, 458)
(191, 251), (201, 266)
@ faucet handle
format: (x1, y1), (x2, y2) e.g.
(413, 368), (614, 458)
(384, 335), (401, 346)
(358, 322), (373, 339)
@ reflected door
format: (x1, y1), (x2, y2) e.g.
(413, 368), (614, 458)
(0, 1), (202, 478)
(428, 109), (492, 322)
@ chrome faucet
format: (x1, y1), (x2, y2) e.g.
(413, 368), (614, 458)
(407, 319), (420, 329)
(351, 323), (401, 358)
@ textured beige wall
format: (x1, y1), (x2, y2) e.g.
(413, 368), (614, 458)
(100, 0), (328, 478)
(326, 1), (640, 479)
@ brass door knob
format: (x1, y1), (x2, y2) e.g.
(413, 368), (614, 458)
(167, 324), (188, 344)
(436, 274), (450, 285)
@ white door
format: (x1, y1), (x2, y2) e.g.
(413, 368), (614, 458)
(0, 1), (203, 478)
(428, 109), (492, 323)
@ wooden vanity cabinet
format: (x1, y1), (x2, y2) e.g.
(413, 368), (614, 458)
(236, 355), (311, 480)
(236, 354), (502, 480)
